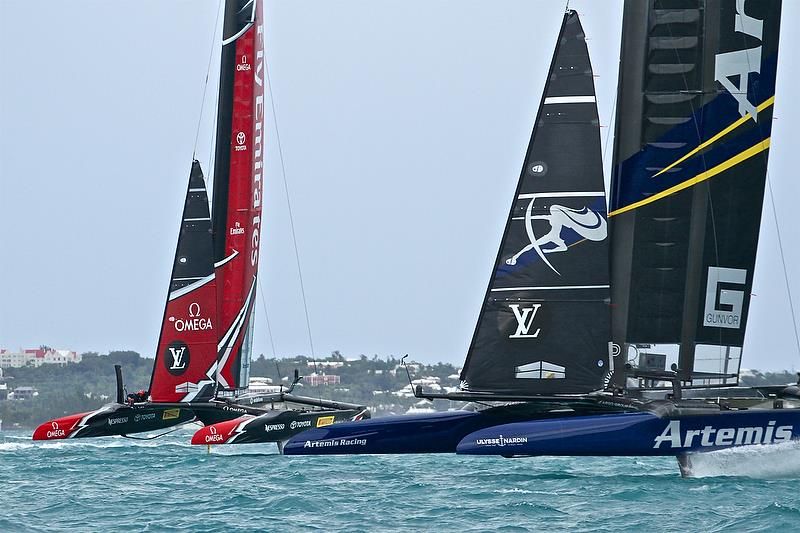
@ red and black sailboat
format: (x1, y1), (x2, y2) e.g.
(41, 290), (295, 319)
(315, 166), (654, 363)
(33, 0), (367, 443)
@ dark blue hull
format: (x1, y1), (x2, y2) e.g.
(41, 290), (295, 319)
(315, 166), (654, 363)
(282, 401), (627, 455)
(457, 409), (800, 456)
(283, 410), (485, 454)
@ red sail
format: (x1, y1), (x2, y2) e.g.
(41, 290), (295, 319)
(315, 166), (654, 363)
(149, 162), (219, 402)
(215, 1), (264, 392)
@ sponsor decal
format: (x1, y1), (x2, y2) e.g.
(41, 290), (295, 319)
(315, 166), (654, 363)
(205, 425), (223, 443)
(703, 267), (747, 329)
(303, 438), (367, 448)
(169, 303), (213, 333)
(164, 341), (190, 376)
(528, 161), (548, 176)
(475, 434), (529, 447)
(235, 131), (247, 152)
(505, 194), (607, 275)
(229, 221), (245, 236)
(290, 420), (312, 430)
(508, 304), (541, 339)
(222, 405), (247, 414)
(515, 360), (565, 380)
(133, 413), (156, 423)
(47, 421), (66, 439)
(264, 423), (286, 432)
(250, 21), (265, 268)
(162, 408), (181, 420)
(316, 416), (335, 428)
(108, 416), (129, 426)
(653, 420), (793, 449)
(236, 54), (251, 72)
(715, 0), (764, 120)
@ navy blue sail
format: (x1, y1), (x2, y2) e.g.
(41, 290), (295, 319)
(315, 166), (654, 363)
(459, 11), (610, 395)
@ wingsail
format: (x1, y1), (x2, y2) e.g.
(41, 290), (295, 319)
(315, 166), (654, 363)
(211, 0), (264, 394)
(608, 0), (783, 388)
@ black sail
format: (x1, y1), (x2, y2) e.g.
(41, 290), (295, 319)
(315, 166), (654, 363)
(459, 11), (610, 396)
(609, 0), (782, 387)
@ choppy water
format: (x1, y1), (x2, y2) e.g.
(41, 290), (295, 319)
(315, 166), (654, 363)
(2, 427), (800, 532)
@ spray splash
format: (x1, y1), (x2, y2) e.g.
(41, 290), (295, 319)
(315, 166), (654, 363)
(685, 439), (800, 478)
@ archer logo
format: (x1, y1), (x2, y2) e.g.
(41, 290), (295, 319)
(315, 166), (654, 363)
(703, 267), (747, 329)
(505, 193), (607, 275)
(715, 0), (764, 120)
(164, 341), (191, 376)
(509, 304), (541, 338)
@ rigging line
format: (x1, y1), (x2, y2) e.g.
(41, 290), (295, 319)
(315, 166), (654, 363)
(736, 29), (800, 362)
(256, 278), (278, 359)
(263, 52), (320, 379)
(765, 149), (800, 360)
(193, 0), (224, 159)
(600, 68), (618, 189)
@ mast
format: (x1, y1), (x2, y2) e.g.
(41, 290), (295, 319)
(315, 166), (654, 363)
(211, 0), (264, 395)
(459, 11), (610, 396)
(609, 0), (782, 388)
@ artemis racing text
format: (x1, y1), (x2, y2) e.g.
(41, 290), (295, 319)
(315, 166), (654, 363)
(653, 420), (793, 449)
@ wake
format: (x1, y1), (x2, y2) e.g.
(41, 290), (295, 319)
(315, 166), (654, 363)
(686, 439), (800, 478)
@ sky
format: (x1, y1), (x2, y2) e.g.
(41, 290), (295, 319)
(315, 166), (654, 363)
(1, 1), (799, 371)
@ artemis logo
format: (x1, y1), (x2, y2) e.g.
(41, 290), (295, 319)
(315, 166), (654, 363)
(703, 266), (747, 329)
(715, 0), (764, 120)
(164, 341), (190, 376)
(653, 420), (793, 449)
(47, 421), (66, 439)
(509, 304), (541, 338)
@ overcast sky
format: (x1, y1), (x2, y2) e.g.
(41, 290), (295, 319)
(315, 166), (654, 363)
(1, 1), (799, 371)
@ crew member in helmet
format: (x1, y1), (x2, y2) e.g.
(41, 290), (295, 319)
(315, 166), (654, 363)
(126, 389), (148, 405)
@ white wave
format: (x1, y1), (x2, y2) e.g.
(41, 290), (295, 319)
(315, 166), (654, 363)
(0, 442), (35, 452)
(686, 440), (800, 478)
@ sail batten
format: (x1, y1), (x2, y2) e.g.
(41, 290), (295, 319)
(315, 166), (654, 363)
(459, 11), (610, 396)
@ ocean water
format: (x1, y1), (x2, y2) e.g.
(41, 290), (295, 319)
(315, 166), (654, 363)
(2, 428), (800, 532)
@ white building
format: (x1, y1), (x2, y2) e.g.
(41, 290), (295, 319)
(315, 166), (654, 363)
(0, 348), (81, 369)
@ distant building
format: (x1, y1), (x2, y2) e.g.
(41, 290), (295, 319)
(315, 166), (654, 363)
(9, 386), (38, 400)
(0, 348), (80, 369)
(305, 374), (340, 386)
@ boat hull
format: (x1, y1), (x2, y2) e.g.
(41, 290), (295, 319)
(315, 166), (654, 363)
(280, 401), (598, 455)
(32, 403), (196, 440)
(456, 409), (800, 456)
(192, 407), (369, 446)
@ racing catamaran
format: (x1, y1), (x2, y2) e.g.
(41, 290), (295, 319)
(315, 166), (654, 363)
(33, 0), (367, 442)
(281, 2), (800, 472)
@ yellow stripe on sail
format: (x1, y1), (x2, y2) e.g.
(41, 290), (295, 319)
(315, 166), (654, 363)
(609, 138), (770, 218)
(652, 96), (775, 178)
